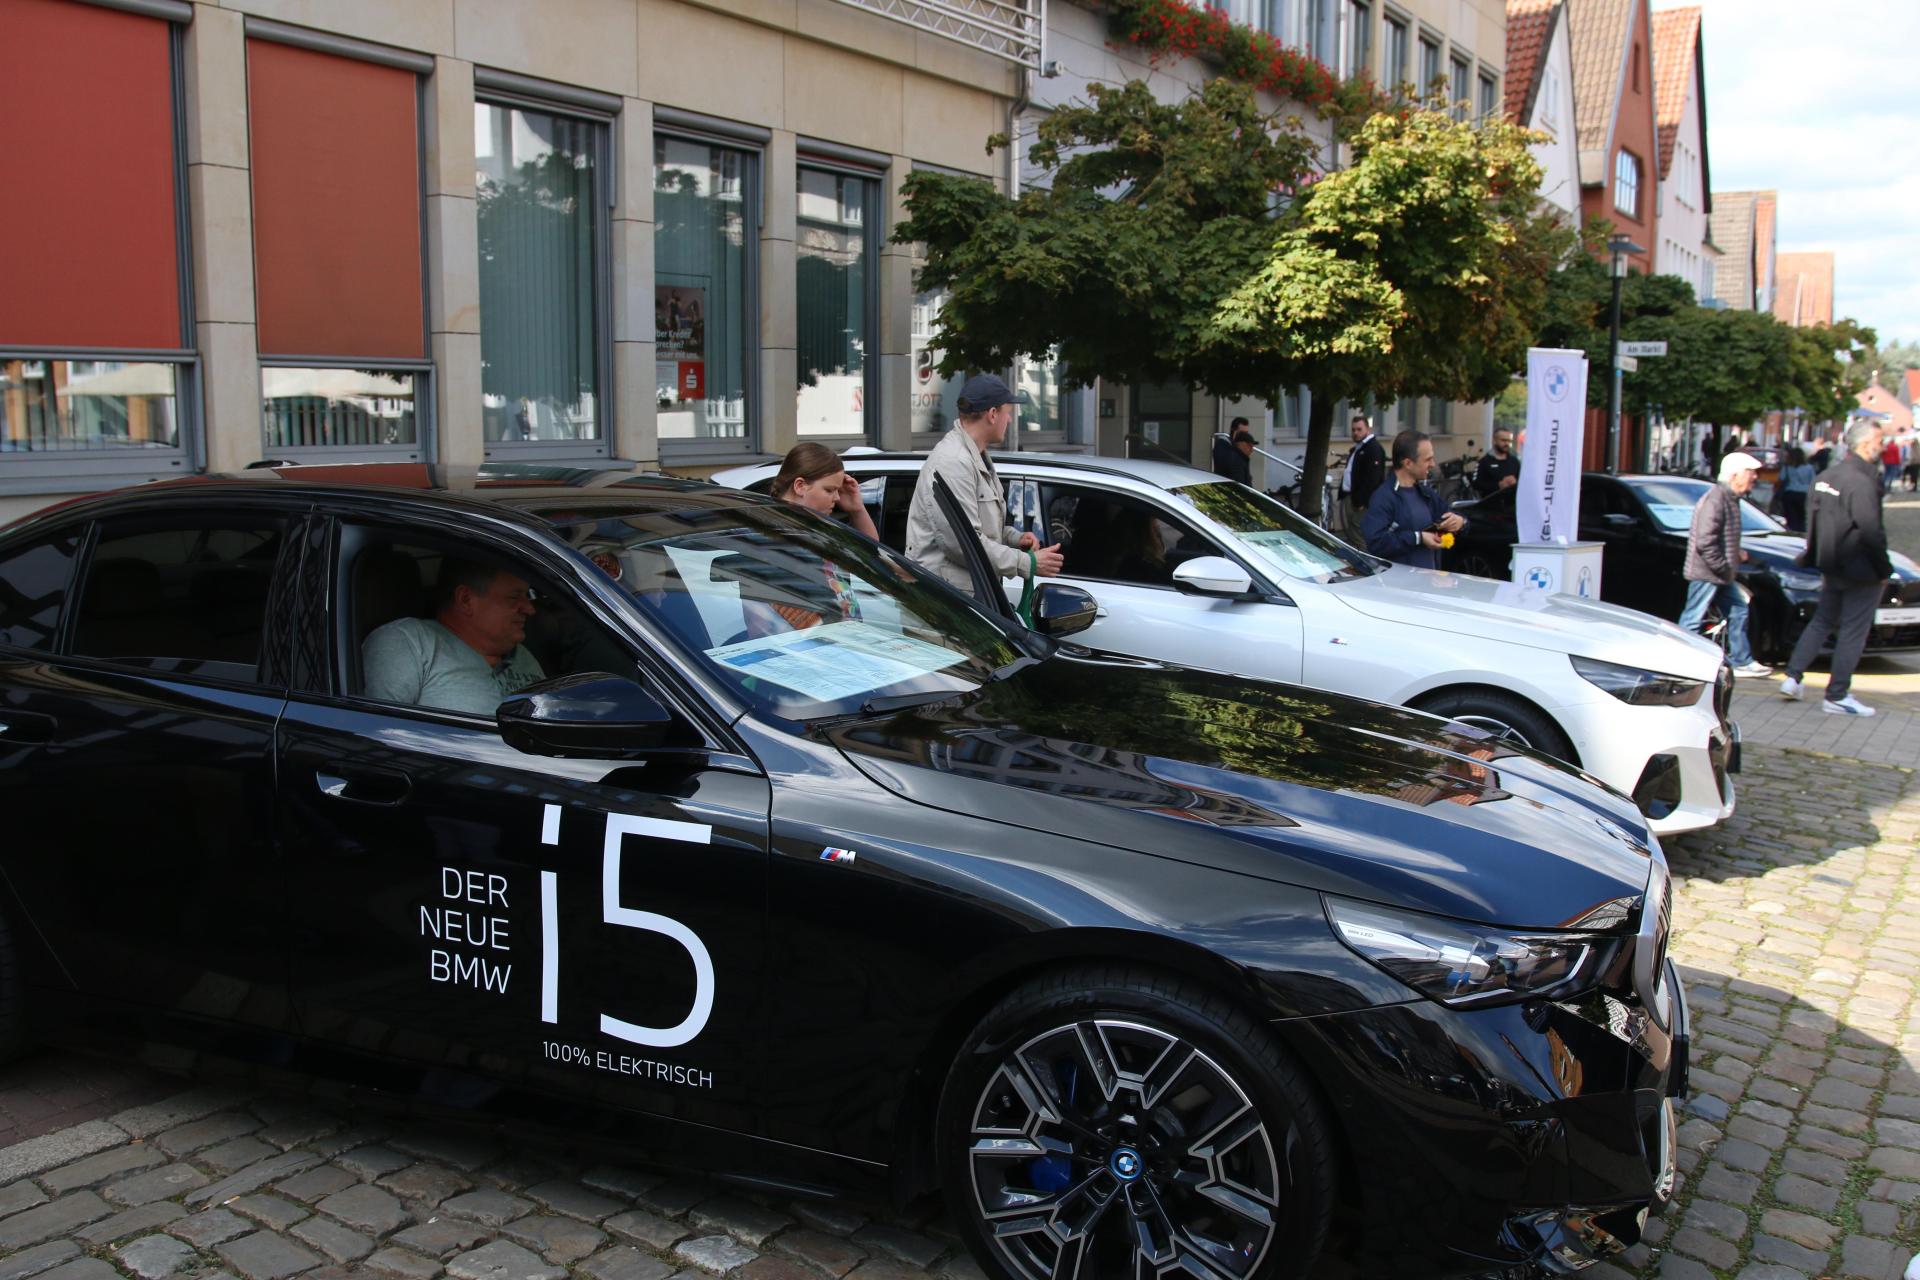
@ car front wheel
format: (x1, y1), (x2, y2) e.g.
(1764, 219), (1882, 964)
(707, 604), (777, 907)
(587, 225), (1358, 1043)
(1417, 688), (1576, 764)
(938, 967), (1334, 1280)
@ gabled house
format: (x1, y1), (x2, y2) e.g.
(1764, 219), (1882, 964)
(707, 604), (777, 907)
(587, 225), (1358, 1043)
(1904, 369), (1920, 412)
(1772, 251), (1834, 328)
(1857, 379), (1914, 432)
(1567, 0), (1660, 271)
(1708, 189), (1777, 311)
(1506, 0), (1580, 221)
(1650, 7), (1716, 305)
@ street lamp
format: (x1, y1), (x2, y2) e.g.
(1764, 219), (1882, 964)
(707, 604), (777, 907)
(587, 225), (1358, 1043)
(1605, 234), (1645, 475)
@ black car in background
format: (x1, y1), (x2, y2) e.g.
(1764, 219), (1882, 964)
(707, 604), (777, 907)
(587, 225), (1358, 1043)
(1446, 472), (1920, 663)
(0, 465), (1687, 1279)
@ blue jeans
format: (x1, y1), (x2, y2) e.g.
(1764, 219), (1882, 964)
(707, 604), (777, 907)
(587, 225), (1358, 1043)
(1678, 579), (1755, 666)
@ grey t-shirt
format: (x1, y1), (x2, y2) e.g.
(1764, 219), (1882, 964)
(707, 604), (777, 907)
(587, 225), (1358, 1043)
(362, 617), (545, 717)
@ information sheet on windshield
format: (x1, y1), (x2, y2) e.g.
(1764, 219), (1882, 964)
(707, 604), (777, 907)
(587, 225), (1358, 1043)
(706, 621), (965, 703)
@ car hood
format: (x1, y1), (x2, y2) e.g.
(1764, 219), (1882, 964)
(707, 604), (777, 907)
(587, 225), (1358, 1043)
(1743, 531), (1920, 582)
(1330, 564), (1724, 676)
(822, 651), (1659, 929)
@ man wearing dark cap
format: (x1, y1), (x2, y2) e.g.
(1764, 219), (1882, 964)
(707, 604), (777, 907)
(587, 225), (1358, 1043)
(1212, 418), (1256, 485)
(906, 373), (1063, 595)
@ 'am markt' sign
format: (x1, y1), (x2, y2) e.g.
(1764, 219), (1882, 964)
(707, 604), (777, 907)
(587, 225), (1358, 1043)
(1620, 341), (1669, 357)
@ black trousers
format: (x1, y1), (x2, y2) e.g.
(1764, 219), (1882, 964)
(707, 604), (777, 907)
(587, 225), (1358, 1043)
(1787, 577), (1883, 701)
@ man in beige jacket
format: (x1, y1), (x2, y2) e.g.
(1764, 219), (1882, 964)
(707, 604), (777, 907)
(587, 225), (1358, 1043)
(905, 373), (1063, 594)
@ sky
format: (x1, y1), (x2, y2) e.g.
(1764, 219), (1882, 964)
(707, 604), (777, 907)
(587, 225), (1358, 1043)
(1655, 0), (1920, 346)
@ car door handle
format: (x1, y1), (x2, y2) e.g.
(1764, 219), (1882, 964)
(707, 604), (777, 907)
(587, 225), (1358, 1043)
(0, 711), (55, 745)
(314, 767), (412, 806)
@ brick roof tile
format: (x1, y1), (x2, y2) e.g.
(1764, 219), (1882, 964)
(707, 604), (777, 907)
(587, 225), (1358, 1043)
(1649, 7), (1700, 179)
(1505, 0), (1557, 121)
(1566, 0), (1633, 155)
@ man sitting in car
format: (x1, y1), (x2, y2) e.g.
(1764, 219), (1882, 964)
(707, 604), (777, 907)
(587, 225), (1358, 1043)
(363, 558), (546, 716)
(1360, 429), (1467, 569)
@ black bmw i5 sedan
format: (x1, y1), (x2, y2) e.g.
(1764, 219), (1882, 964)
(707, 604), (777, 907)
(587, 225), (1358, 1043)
(0, 465), (1687, 1279)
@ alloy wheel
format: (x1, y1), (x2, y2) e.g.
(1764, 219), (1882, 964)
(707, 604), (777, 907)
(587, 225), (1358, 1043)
(965, 1019), (1282, 1280)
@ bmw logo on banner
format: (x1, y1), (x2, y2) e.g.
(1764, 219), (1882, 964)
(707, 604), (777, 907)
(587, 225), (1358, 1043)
(1517, 348), (1592, 548)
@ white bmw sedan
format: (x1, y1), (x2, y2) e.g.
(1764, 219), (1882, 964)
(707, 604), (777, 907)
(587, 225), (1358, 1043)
(716, 453), (1738, 835)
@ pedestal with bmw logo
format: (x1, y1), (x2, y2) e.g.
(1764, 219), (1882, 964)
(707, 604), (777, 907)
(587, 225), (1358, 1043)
(1512, 539), (1605, 599)
(1512, 347), (1602, 598)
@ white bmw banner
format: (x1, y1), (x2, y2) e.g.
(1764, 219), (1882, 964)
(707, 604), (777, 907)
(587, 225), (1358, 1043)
(1516, 348), (1591, 545)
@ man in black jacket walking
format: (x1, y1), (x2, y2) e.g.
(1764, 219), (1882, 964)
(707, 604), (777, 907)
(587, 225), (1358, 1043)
(1781, 422), (1894, 715)
(1342, 415), (1387, 513)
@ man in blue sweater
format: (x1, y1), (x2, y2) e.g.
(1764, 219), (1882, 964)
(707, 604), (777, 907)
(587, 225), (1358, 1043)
(1360, 429), (1466, 569)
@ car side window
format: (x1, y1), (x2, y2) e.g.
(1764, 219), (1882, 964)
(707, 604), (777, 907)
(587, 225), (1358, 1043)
(874, 473), (914, 552)
(341, 525), (637, 721)
(1040, 484), (1212, 589)
(67, 515), (286, 681)
(0, 529), (81, 652)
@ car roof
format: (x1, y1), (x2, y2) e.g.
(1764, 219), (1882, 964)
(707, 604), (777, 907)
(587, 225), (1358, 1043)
(719, 450), (1218, 492)
(2, 462), (757, 537)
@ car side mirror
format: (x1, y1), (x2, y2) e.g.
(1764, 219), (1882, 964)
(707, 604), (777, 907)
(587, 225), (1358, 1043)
(1171, 556), (1255, 599)
(1032, 583), (1098, 638)
(498, 673), (699, 759)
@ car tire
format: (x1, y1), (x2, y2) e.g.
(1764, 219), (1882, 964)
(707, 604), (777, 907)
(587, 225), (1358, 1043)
(937, 966), (1335, 1280)
(0, 908), (27, 1064)
(1417, 688), (1576, 763)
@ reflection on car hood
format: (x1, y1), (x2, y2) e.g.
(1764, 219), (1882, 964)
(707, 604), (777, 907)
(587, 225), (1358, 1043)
(823, 652), (1657, 929)
(1333, 565), (1724, 674)
(1744, 532), (1920, 582)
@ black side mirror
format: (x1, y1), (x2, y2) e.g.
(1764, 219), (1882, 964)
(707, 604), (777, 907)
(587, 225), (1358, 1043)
(1032, 583), (1098, 638)
(498, 673), (698, 759)
(1603, 512), (1637, 528)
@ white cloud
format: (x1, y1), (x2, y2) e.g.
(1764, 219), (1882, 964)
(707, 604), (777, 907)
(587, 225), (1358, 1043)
(1656, 0), (1920, 341)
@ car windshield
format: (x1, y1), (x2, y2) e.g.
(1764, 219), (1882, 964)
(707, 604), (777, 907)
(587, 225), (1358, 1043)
(1628, 478), (1788, 536)
(532, 499), (1026, 722)
(1169, 482), (1382, 582)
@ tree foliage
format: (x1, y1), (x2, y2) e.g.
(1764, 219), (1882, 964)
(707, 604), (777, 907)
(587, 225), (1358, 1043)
(896, 80), (1569, 519)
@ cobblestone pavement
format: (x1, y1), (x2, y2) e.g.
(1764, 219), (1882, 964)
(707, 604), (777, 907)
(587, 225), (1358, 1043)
(3, 740), (1917, 1280)
(0, 1054), (177, 1149)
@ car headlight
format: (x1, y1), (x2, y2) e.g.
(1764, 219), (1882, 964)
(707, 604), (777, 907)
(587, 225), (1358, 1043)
(1571, 655), (1706, 706)
(1777, 568), (1822, 592)
(1326, 897), (1613, 1008)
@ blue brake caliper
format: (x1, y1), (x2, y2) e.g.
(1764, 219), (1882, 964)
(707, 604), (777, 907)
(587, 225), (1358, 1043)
(1028, 1059), (1077, 1193)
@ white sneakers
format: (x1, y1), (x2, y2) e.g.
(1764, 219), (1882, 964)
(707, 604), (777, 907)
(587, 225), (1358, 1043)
(1823, 694), (1877, 716)
(1779, 676), (1803, 700)
(1732, 661), (1773, 678)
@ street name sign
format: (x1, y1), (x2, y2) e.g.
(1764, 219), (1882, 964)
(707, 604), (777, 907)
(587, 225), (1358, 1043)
(1620, 341), (1668, 357)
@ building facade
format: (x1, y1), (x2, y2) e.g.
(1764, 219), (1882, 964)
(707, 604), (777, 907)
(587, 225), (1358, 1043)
(1772, 251), (1834, 328)
(1649, 6), (1715, 306)
(1024, 0), (1509, 486)
(0, 0), (1035, 524)
(1567, 0), (1657, 272)
(1505, 0), (1579, 223)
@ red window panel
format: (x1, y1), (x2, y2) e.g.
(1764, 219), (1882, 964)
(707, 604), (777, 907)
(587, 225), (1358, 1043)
(0, 0), (182, 351)
(248, 39), (423, 360)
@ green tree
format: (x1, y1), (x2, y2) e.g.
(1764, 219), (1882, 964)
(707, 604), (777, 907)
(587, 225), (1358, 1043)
(895, 81), (1568, 521)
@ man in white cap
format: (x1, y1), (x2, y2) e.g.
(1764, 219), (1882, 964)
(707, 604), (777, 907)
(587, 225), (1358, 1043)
(1678, 450), (1771, 677)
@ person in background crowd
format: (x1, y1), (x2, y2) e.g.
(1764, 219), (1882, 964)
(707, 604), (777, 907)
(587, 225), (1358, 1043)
(1473, 427), (1521, 498)
(1360, 430), (1465, 569)
(1342, 415), (1387, 514)
(770, 441), (879, 541)
(1779, 446), (1814, 532)
(1883, 434), (1905, 493)
(1782, 422), (1894, 716)
(1903, 436), (1919, 491)
(906, 373), (1063, 594)
(1679, 451), (1772, 678)
(1809, 432), (1835, 473)
(1211, 418), (1255, 485)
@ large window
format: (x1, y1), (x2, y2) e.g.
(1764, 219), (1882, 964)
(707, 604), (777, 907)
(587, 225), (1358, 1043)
(476, 100), (609, 453)
(1, 0), (195, 492)
(910, 289), (966, 440)
(1479, 70), (1498, 120)
(1019, 352), (1081, 445)
(1419, 35), (1443, 99)
(796, 165), (880, 440)
(1303, 0), (1334, 64)
(1614, 149), (1641, 219)
(1343, 1), (1372, 78)
(1383, 14), (1410, 93)
(655, 136), (758, 454)
(1449, 52), (1471, 119)
(248, 36), (429, 460)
